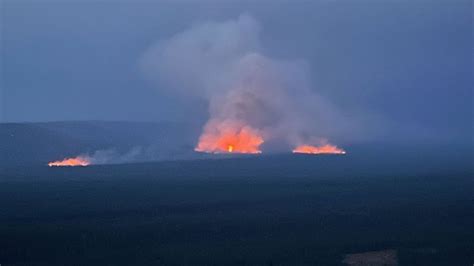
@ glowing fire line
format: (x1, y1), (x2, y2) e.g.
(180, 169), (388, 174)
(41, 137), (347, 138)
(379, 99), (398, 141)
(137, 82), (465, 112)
(292, 144), (346, 155)
(48, 156), (91, 167)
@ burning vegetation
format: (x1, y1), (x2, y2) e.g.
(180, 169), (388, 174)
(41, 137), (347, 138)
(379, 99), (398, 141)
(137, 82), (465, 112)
(48, 156), (91, 167)
(292, 144), (346, 155)
(195, 123), (263, 154)
(43, 15), (349, 164)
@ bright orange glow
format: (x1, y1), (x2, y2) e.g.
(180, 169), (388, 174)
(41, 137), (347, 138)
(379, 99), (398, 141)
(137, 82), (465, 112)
(48, 156), (91, 167)
(292, 144), (346, 155)
(195, 123), (264, 154)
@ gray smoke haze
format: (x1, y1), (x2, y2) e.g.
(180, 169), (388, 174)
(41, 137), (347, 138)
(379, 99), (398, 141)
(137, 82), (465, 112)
(141, 14), (359, 151)
(59, 147), (146, 166)
(85, 147), (144, 165)
(81, 144), (198, 165)
(4, 2), (470, 147)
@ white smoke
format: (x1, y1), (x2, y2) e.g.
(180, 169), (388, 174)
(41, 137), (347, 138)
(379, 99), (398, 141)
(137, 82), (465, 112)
(141, 14), (355, 151)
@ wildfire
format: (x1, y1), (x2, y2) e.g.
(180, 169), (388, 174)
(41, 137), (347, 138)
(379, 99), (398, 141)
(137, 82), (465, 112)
(292, 144), (346, 155)
(48, 156), (91, 167)
(195, 123), (264, 154)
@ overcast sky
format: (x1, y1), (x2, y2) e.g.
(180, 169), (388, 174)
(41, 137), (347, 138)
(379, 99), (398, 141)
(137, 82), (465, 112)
(1, 0), (472, 142)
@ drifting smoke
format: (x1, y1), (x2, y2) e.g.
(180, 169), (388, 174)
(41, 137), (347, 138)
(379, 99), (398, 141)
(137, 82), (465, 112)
(141, 14), (350, 154)
(48, 147), (143, 167)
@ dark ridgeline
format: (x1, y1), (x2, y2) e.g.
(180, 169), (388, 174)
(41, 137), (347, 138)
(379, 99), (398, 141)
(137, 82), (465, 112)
(0, 121), (473, 265)
(0, 121), (199, 167)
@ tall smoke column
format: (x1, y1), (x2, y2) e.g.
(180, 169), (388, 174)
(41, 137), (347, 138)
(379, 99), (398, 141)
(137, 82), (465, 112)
(141, 14), (350, 153)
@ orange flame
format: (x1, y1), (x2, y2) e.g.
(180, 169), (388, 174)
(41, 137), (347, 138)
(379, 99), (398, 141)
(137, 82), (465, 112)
(48, 156), (91, 167)
(195, 123), (264, 154)
(292, 144), (346, 155)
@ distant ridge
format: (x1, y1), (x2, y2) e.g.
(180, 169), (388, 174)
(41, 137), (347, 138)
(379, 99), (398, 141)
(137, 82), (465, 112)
(0, 121), (197, 167)
(1, 121), (472, 172)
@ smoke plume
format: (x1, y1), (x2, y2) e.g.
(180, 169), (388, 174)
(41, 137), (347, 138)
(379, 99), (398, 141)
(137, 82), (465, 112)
(141, 14), (352, 153)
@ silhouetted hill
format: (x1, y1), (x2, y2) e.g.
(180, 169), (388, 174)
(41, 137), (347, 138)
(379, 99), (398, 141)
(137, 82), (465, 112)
(1, 122), (472, 265)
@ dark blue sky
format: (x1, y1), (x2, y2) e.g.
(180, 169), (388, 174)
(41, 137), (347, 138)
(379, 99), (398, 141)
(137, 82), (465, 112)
(1, 0), (472, 142)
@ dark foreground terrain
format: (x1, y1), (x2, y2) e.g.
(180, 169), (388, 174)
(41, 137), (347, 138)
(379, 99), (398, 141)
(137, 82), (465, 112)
(1, 152), (473, 266)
